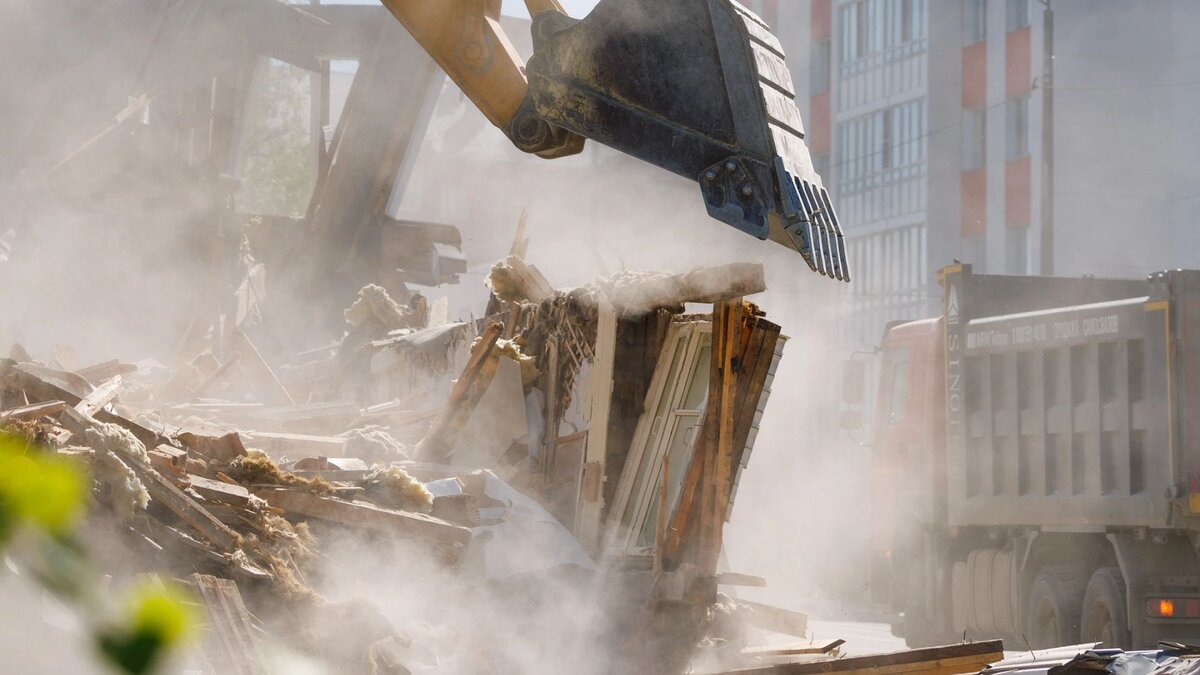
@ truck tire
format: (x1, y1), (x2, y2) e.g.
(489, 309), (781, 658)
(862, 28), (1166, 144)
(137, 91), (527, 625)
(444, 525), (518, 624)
(1080, 567), (1130, 648)
(1025, 565), (1087, 649)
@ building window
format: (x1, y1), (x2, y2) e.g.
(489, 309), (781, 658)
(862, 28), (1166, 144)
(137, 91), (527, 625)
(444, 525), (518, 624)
(1006, 226), (1030, 274)
(1005, 95), (1030, 160)
(1006, 0), (1030, 32)
(964, 0), (986, 45)
(812, 39), (832, 94)
(838, 99), (925, 191)
(840, 1), (864, 62)
(840, 0), (926, 64)
(890, 0), (925, 45)
(963, 107), (986, 169)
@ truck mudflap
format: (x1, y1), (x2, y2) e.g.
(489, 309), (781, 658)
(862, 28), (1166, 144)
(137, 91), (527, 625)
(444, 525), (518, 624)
(516, 0), (849, 281)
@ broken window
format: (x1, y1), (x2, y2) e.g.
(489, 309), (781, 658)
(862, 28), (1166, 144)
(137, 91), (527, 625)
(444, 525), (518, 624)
(609, 322), (712, 554)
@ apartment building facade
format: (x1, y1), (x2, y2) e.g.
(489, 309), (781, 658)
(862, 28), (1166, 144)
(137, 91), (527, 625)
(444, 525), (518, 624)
(747, 0), (1200, 349)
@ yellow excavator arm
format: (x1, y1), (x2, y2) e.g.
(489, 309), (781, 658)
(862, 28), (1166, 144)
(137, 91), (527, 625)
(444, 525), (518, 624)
(379, 0), (850, 281)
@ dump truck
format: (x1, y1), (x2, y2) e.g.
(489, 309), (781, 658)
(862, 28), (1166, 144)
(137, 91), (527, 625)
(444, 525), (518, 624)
(848, 264), (1200, 650)
(380, 0), (849, 281)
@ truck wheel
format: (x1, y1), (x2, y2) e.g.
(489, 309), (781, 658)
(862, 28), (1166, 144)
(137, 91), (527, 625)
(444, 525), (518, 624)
(1025, 565), (1087, 649)
(1081, 568), (1130, 648)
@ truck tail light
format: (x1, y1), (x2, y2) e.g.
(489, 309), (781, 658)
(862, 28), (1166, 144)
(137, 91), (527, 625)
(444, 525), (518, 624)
(1147, 597), (1200, 619)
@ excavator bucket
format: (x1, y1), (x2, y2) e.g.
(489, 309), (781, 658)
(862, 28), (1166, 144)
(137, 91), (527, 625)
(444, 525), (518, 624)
(518, 0), (850, 281)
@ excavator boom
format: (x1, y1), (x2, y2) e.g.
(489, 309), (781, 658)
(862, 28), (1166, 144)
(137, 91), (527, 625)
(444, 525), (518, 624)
(379, 0), (849, 281)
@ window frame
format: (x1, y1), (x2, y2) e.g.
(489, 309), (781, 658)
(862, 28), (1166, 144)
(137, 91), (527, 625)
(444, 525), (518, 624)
(963, 0), (987, 45)
(963, 106), (986, 170)
(1005, 95), (1031, 161)
(1006, 0), (1030, 32)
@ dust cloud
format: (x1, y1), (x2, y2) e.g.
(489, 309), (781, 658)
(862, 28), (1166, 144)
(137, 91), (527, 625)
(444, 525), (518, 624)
(0, 2), (882, 672)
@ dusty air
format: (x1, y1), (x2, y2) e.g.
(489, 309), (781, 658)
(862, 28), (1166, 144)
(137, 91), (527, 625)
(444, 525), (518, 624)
(1, 1), (1198, 674)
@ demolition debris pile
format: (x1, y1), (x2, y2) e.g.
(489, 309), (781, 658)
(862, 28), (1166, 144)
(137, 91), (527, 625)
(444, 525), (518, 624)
(2, 256), (882, 674)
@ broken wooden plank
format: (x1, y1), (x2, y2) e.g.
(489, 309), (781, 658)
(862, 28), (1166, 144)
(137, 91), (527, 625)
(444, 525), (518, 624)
(188, 573), (268, 675)
(0, 400), (66, 422)
(577, 300), (617, 553)
(188, 474), (251, 507)
(697, 298), (742, 573)
(178, 431), (248, 465)
(665, 311), (781, 570)
(721, 640), (1005, 675)
(149, 446), (188, 476)
(74, 374), (123, 417)
(742, 640), (845, 657)
(257, 488), (471, 548)
(14, 362), (95, 398)
(75, 359), (138, 385)
(16, 365), (168, 450)
(129, 456), (241, 552)
(419, 322), (503, 460)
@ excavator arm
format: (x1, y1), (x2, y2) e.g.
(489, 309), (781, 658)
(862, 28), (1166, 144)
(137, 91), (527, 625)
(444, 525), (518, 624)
(378, 0), (850, 281)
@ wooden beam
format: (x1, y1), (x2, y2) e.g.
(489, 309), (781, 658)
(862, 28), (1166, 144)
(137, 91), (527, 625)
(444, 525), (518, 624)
(74, 375), (123, 417)
(188, 474), (252, 508)
(14, 365), (169, 450)
(664, 312), (781, 570)
(188, 573), (267, 675)
(697, 298), (742, 573)
(420, 322), (503, 460)
(741, 639), (845, 657)
(257, 488), (471, 548)
(0, 400), (66, 422)
(576, 300), (617, 553)
(137, 458), (242, 553)
(720, 641), (1004, 675)
(75, 359), (138, 385)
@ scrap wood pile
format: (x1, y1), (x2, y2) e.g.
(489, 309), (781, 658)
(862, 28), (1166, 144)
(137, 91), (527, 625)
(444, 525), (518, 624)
(0, 357), (480, 672)
(0, 256), (786, 673)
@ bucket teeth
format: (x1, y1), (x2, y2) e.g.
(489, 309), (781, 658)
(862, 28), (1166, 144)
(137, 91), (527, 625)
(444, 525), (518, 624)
(522, 0), (850, 281)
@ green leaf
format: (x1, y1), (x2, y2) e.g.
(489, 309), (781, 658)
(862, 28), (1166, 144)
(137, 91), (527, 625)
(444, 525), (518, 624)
(0, 434), (87, 535)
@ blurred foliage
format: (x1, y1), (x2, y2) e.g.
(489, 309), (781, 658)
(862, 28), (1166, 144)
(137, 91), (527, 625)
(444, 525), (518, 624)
(0, 433), (85, 543)
(236, 57), (318, 218)
(0, 433), (195, 675)
(98, 581), (197, 675)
